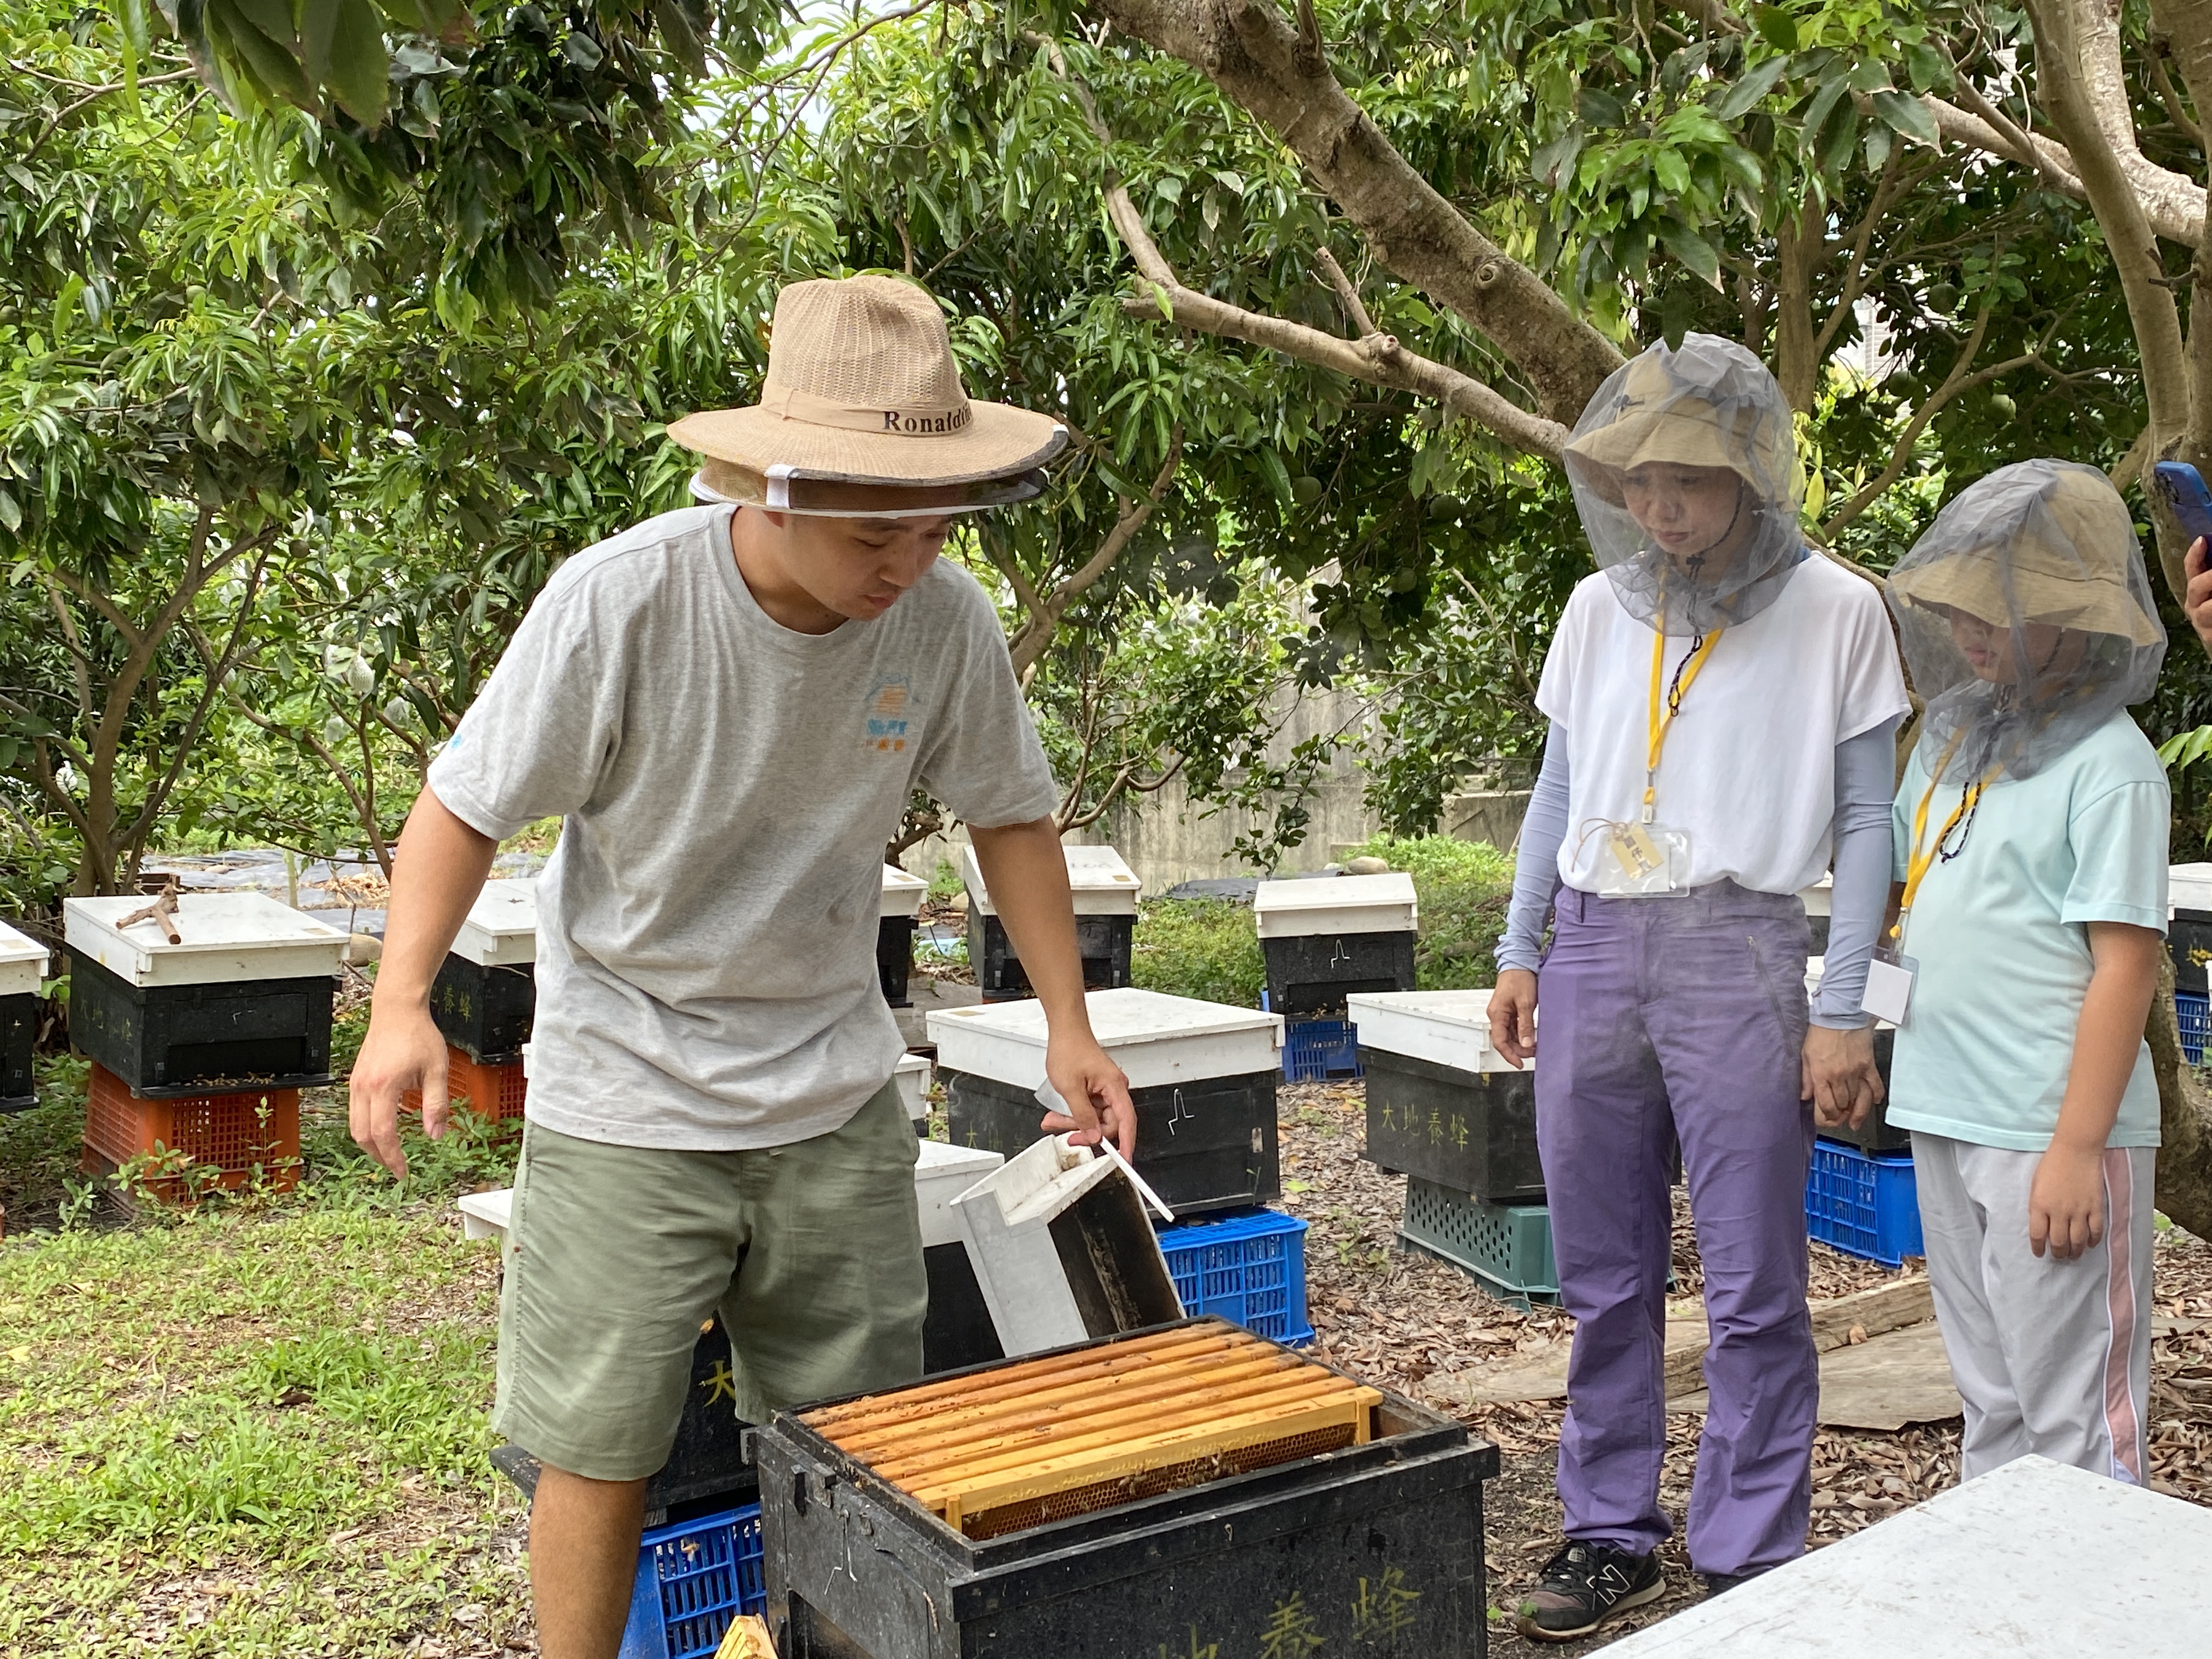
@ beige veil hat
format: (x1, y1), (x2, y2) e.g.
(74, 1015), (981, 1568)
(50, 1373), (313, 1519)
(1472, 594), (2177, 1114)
(1887, 463), (2164, 646)
(669, 275), (1068, 516)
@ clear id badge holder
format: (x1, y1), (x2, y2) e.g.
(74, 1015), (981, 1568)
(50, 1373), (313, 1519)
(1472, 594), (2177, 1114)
(1593, 819), (1692, 897)
(1862, 941), (1916, 1026)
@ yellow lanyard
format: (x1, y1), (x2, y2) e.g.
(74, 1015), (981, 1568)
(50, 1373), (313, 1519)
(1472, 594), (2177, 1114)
(1643, 624), (1724, 823)
(1894, 732), (2001, 945)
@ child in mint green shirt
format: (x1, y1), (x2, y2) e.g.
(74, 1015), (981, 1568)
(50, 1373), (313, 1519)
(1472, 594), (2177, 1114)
(1882, 459), (2168, 1487)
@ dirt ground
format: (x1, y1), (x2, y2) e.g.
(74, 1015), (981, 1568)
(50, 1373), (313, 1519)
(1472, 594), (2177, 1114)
(1271, 1077), (2212, 1653)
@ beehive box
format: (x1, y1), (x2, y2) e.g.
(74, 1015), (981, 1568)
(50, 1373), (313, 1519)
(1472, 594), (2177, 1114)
(1349, 989), (1542, 1203)
(961, 845), (1139, 1001)
(64, 894), (343, 1095)
(894, 1051), (933, 1130)
(916, 1141), (1007, 1376)
(880, 865), (929, 1007)
(1254, 874), (1417, 1019)
(1, 921), (48, 1111)
(2169, 862), (2212, 994)
(759, 1317), (1499, 1658)
(430, 879), (538, 1063)
(930, 989), (1282, 1217)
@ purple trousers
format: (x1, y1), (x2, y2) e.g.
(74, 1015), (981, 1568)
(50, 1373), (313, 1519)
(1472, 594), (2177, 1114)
(1536, 879), (1818, 1576)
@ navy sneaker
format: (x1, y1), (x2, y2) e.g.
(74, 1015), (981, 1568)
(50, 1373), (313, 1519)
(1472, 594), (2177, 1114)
(1514, 1540), (1665, 1641)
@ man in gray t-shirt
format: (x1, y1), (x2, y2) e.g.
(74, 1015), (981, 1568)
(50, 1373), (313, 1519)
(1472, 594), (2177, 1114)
(348, 275), (1135, 1659)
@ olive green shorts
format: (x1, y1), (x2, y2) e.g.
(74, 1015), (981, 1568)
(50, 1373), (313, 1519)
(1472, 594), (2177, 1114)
(490, 1078), (926, 1482)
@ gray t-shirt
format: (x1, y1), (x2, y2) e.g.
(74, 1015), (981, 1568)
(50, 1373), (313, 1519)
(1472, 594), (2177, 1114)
(426, 504), (1058, 1150)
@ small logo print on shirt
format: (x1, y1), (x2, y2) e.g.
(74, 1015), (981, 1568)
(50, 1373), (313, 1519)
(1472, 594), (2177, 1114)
(866, 676), (913, 753)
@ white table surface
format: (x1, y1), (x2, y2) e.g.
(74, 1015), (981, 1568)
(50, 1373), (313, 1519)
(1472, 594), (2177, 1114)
(1601, 1457), (2212, 1656)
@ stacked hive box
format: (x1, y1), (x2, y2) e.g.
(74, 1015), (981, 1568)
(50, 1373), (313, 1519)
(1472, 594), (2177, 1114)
(1351, 989), (1556, 1306)
(893, 1050), (932, 1135)
(66, 892), (345, 1198)
(1351, 989), (1542, 1200)
(915, 1138), (1009, 1374)
(961, 845), (1138, 1003)
(759, 1317), (1500, 1658)
(0, 921), (47, 1113)
(2170, 864), (2212, 1060)
(417, 879), (535, 1121)
(930, 987), (1282, 1217)
(1799, 872), (1833, 956)
(1255, 873), (1416, 1081)
(879, 865), (928, 1007)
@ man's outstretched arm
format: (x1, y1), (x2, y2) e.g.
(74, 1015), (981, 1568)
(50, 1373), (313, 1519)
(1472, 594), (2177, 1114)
(348, 786), (498, 1176)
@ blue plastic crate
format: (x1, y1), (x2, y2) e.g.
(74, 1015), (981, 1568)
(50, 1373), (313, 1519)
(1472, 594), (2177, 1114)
(2179, 990), (2209, 1065)
(1282, 1017), (1362, 1082)
(618, 1503), (765, 1659)
(1805, 1140), (1923, 1267)
(1156, 1207), (1314, 1345)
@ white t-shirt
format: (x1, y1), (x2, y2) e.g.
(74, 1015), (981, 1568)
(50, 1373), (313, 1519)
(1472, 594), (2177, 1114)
(427, 505), (1058, 1151)
(1536, 553), (1909, 896)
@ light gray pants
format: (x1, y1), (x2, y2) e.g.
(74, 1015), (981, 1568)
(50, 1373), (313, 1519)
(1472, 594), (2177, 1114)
(1912, 1131), (2155, 1485)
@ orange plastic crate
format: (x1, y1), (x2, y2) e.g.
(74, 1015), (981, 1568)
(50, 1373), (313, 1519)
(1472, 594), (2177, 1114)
(401, 1043), (528, 1123)
(81, 1062), (300, 1201)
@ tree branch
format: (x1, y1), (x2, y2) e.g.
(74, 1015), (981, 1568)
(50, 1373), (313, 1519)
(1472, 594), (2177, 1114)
(1924, 87), (2206, 246)
(1031, 32), (1568, 458)
(1818, 301), (2028, 539)
(1314, 245), (1376, 336)
(1063, 4), (1622, 419)
(1008, 433), (1183, 676)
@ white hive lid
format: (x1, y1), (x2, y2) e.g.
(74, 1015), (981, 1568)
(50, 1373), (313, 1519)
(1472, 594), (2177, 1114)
(0, 920), (49, 999)
(960, 843), (1142, 917)
(1798, 873), (1833, 917)
(893, 1050), (932, 1119)
(1347, 989), (1523, 1074)
(452, 879), (540, 967)
(927, 986), (1281, 1090)
(914, 1138), (1004, 1248)
(2170, 861), (2212, 918)
(881, 864), (928, 919)
(65, 891), (348, 988)
(1253, 872), (1418, 939)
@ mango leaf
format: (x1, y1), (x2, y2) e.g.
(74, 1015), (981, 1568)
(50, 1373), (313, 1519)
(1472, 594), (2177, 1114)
(1870, 89), (1939, 146)
(1657, 218), (1721, 289)
(1709, 55), (1786, 122)
(1753, 4), (1798, 53)
(1652, 147), (1690, 196)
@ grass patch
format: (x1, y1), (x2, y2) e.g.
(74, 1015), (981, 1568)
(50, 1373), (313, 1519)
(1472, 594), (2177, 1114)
(1131, 898), (1267, 1007)
(0, 1206), (527, 1655)
(1343, 834), (1515, 990)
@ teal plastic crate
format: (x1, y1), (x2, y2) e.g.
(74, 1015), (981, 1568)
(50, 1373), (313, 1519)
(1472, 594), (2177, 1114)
(618, 1503), (765, 1659)
(1156, 1207), (1313, 1344)
(1805, 1140), (1923, 1267)
(1398, 1177), (1559, 1306)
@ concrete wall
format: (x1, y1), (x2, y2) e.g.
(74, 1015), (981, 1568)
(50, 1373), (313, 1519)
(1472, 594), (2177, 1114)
(900, 681), (1534, 894)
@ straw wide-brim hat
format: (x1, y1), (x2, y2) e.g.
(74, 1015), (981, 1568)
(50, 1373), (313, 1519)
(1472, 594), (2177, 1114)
(1891, 466), (2163, 646)
(669, 274), (1068, 513)
(1562, 350), (1796, 510)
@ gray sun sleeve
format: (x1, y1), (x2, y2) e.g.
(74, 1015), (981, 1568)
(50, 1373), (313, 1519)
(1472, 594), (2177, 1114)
(1496, 721), (1570, 975)
(1813, 715), (1903, 1029)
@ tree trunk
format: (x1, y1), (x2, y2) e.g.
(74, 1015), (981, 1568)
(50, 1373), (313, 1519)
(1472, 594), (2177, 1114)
(2146, 955), (2212, 1239)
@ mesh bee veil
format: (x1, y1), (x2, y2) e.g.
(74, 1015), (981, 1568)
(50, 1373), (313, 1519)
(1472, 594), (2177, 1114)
(1562, 334), (1807, 634)
(1887, 459), (2165, 785)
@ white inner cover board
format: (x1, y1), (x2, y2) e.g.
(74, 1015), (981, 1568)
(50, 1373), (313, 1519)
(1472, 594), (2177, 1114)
(960, 843), (1141, 917)
(1347, 989), (1524, 1074)
(452, 878), (540, 967)
(66, 892), (347, 988)
(1254, 872), (1417, 939)
(928, 986), (1280, 1090)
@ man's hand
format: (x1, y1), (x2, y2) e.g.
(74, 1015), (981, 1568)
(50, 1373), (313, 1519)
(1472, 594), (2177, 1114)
(348, 1002), (452, 1178)
(1039, 1031), (1137, 1161)
(2029, 1143), (2108, 1260)
(1802, 1024), (1881, 1131)
(2185, 537), (2212, 653)
(1489, 968), (1538, 1068)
